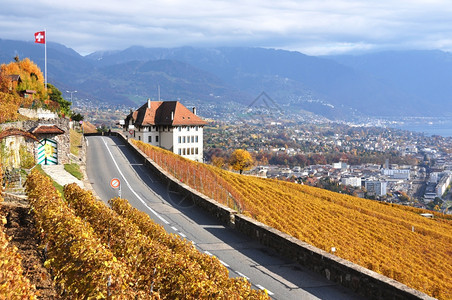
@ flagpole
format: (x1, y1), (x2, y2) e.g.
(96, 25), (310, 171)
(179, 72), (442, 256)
(44, 29), (47, 89)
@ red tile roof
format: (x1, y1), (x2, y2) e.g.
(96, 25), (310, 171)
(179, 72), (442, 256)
(31, 125), (65, 134)
(130, 100), (207, 127)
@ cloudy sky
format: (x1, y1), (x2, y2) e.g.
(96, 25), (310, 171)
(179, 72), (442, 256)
(1, 0), (452, 56)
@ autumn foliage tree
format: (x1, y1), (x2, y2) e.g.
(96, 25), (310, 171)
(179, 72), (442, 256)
(0, 56), (72, 121)
(1, 57), (47, 101)
(229, 149), (254, 174)
(0, 92), (21, 123)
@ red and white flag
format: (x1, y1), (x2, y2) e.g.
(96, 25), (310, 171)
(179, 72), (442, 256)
(34, 31), (45, 44)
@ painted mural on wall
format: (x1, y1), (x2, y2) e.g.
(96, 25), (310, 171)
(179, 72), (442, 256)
(37, 138), (58, 165)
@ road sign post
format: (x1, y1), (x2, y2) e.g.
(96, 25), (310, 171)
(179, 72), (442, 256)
(110, 178), (121, 197)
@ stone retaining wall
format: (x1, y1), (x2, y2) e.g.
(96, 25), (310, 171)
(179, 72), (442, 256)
(1, 192), (28, 205)
(0, 118), (71, 165)
(93, 132), (434, 300)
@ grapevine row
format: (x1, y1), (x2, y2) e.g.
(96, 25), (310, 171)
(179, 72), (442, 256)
(0, 164), (37, 299)
(108, 197), (229, 280)
(25, 169), (147, 299)
(132, 140), (452, 299)
(64, 183), (268, 299)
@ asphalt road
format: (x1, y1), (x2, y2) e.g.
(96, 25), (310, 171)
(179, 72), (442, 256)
(85, 135), (363, 300)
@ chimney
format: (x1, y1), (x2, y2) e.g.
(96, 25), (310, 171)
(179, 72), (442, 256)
(147, 98), (151, 109)
(192, 107), (197, 115)
(171, 111), (174, 121)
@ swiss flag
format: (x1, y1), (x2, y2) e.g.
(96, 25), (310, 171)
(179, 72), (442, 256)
(34, 31), (45, 44)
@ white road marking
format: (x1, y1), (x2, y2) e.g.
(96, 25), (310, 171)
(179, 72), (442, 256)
(179, 232), (187, 238)
(219, 260), (229, 267)
(256, 284), (274, 295)
(101, 137), (170, 224)
(236, 271), (249, 280)
(101, 137), (275, 297)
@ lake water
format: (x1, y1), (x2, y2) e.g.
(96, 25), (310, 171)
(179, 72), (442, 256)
(392, 121), (452, 138)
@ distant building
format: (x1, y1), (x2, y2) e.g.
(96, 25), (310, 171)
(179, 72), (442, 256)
(123, 99), (207, 162)
(365, 179), (387, 196)
(436, 172), (452, 197)
(333, 161), (348, 171)
(429, 172), (440, 184)
(381, 168), (410, 180)
(341, 176), (362, 188)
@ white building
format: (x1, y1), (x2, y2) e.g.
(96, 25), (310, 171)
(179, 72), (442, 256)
(381, 168), (410, 180)
(341, 177), (362, 188)
(436, 173), (452, 197)
(124, 100), (207, 162)
(333, 161), (348, 171)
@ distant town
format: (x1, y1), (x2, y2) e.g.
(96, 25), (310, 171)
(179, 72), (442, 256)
(73, 99), (452, 215)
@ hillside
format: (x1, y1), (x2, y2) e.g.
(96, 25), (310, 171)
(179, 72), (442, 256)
(15, 168), (268, 298)
(2, 38), (452, 119)
(87, 46), (419, 117)
(133, 139), (452, 299)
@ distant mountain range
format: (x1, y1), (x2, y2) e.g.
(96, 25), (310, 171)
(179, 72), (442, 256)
(1, 38), (451, 120)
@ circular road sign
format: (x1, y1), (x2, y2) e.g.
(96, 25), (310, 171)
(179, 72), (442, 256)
(110, 178), (120, 189)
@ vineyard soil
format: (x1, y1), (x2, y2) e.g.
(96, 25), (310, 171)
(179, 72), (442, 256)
(0, 200), (58, 299)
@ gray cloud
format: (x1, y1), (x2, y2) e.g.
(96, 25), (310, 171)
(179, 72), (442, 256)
(1, 0), (452, 55)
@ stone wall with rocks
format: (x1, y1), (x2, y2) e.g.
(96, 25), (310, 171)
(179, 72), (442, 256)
(0, 118), (71, 165)
(18, 108), (57, 119)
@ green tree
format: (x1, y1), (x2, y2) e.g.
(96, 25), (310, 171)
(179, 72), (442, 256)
(47, 83), (72, 116)
(229, 149), (254, 174)
(70, 112), (84, 122)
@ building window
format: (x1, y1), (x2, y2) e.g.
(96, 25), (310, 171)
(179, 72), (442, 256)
(195, 136), (198, 143)
(156, 136), (159, 142)
(148, 136), (152, 143)
(195, 126), (198, 131)
(138, 136), (141, 141)
(183, 148), (186, 155)
(195, 148), (199, 154)
(191, 136), (194, 143)
(183, 136), (186, 143)
(178, 127), (181, 132)
(187, 126), (190, 132)
(178, 149), (181, 155)
(178, 136), (181, 143)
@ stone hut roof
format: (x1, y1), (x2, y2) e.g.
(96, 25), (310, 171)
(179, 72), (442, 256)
(31, 125), (65, 135)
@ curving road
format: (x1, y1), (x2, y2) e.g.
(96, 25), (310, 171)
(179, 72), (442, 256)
(85, 135), (363, 300)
